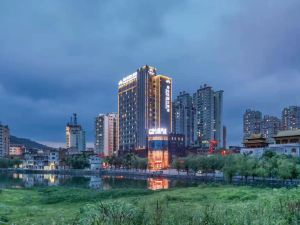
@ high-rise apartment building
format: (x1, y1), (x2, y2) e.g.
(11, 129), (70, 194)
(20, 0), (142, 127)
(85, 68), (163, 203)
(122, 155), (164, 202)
(222, 126), (227, 149)
(243, 109), (262, 139)
(0, 124), (10, 158)
(193, 84), (223, 147)
(214, 90), (224, 147)
(95, 113), (118, 156)
(261, 115), (281, 143)
(282, 106), (300, 130)
(66, 113), (86, 151)
(118, 65), (172, 153)
(172, 91), (195, 146)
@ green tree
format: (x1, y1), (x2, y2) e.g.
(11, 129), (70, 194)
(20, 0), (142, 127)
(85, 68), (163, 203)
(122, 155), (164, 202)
(237, 155), (257, 182)
(138, 158), (148, 171)
(0, 158), (22, 168)
(188, 156), (200, 175)
(66, 154), (89, 169)
(123, 153), (136, 169)
(131, 156), (147, 171)
(255, 160), (268, 179)
(247, 158), (258, 180)
(171, 158), (182, 174)
(209, 155), (224, 172)
(262, 150), (276, 159)
(267, 157), (279, 178)
(198, 156), (209, 173)
(183, 157), (190, 174)
(277, 158), (297, 181)
(222, 155), (238, 183)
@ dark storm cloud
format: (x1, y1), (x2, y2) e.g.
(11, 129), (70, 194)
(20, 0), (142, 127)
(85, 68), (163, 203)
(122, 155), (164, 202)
(0, 0), (299, 145)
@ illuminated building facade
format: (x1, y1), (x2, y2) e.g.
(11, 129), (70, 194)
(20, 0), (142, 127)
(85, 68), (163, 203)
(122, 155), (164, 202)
(118, 65), (172, 153)
(243, 109), (262, 140)
(148, 178), (169, 190)
(261, 115), (281, 143)
(9, 144), (25, 156)
(0, 124), (10, 158)
(147, 128), (170, 170)
(282, 106), (300, 131)
(193, 85), (224, 148)
(66, 113), (86, 151)
(95, 113), (118, 156)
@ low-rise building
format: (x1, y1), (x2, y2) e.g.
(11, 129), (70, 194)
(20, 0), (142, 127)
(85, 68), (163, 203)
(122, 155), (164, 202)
(274, 130), (300, 144)
(241, 130), (300, 158)
(46, 150), (60, 170)
(89, 155), (102, 170)
(23, 149), (48, 169)
(168, 133), (185, 158)
(9, 144), (25, 157)
(148, 128), (170, 170)
(22, 149), (60, 170)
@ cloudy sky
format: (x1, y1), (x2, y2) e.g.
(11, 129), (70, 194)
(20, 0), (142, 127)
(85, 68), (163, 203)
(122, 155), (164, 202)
(0, 0), (300, 147)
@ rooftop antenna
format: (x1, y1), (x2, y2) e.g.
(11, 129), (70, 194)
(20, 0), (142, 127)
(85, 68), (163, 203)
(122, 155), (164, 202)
(73, 113), (77, 125)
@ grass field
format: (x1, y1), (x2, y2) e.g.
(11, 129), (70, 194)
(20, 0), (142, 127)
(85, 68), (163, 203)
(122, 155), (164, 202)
(1, 185), (300, 224)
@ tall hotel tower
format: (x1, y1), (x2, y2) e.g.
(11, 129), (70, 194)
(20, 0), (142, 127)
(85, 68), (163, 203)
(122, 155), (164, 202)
(118, 65), (172, 153)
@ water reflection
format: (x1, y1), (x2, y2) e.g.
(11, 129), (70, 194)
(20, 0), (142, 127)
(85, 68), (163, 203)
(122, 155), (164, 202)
(148, 178), (169, 190)
(0, 172), (198, 190)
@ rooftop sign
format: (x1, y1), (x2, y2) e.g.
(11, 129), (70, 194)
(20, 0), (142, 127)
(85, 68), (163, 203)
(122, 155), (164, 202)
(148, 128), (167, 135)
(118, 72), (137, 87)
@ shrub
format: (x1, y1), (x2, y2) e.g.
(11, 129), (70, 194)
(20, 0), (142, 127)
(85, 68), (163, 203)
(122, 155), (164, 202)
(75, 201), (145, 225)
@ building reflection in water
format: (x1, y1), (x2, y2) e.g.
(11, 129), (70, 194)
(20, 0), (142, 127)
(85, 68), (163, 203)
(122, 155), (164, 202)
(5, 174), (174, 190)
(44, 174), (59, 186)
(89, 176), (102, 189)
(148, 178), (169, 190)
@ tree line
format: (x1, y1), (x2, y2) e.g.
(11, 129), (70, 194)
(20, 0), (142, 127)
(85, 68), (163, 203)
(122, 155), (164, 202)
(104, 153), (148, 171)
(0, 158), (22, 168)
(172, 151), (300, 182)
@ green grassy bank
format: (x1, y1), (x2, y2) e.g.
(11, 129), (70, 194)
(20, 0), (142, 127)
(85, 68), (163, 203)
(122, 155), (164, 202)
(1, 185), (300, 225)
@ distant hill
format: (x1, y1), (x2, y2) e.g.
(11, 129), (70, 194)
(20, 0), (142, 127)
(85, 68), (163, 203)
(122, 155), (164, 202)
(10, 135), (55, 150)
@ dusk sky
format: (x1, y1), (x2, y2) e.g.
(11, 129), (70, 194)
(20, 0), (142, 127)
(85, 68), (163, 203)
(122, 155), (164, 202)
(0, 0), (300, 147)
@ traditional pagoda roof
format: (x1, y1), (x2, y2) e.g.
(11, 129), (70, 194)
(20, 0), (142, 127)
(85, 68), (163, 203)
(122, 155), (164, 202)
(274, 129), (300, 138)
(243, 134), (267, 146)
(245, 134), (265, 140)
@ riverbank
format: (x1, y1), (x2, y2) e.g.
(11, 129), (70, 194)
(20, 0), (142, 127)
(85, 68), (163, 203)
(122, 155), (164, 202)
(1, 168), (300, 188)
(1, 185), (300, 225)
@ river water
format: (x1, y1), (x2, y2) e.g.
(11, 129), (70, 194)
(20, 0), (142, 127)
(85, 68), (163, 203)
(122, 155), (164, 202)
(0, 172), (199, 191)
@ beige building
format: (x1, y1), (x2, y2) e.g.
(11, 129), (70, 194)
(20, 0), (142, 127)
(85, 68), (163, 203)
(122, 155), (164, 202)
(95, 113), (118, 156)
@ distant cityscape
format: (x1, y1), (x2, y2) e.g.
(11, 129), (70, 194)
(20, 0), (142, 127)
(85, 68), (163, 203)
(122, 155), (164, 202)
(1, 65), (300, 170)
(243, 106), (300, 143)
